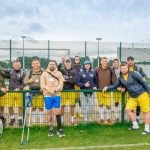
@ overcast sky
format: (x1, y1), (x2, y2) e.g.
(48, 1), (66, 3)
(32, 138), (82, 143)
(0, 0), (150, 42)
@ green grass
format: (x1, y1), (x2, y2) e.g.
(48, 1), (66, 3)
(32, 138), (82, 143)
(0, 123), (150, 150)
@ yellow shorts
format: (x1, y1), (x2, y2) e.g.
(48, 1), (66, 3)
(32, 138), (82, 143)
(97, 92), (111, 106)
(0, 94), (7, 106)
(113, 92), (121, 103)
(125, 92), (150, 112)
(75, 85), (80, 99)
(61, 92), (76, 106)
(32, 94), (44, 108)
(7, 92), (23, 107)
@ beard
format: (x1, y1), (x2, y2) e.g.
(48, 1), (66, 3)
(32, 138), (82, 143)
(50, 67), (55, 71)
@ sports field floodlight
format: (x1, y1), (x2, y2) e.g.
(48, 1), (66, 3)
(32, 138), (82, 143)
(96, 37), (102, 65)
(21, 36), (26, 70)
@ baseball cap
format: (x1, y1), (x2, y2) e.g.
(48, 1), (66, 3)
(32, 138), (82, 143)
(84, 60), (91, 65)
(65, 57), (71, 63)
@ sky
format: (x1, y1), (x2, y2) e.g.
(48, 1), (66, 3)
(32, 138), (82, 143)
(0, 0), (150, 42)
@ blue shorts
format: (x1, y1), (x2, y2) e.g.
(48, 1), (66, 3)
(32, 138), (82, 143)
(44, 96), (61, 110)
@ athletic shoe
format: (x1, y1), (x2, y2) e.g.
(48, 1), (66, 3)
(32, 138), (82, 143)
(0, 116), (6, 127)
(106, 119), (112, 126)
(57, 129), (65, 138)
(18, 119), (23, 127)
(9, 118), (15, 126)
(48, 128), (54, 137)
(99, 119), (105, 125)
(128, 126), (139, 130)
(141, 130), (150, 135)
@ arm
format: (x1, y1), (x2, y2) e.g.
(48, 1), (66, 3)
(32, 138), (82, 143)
(139, 67), (147, 80)
(40, 73), (50, 92)
(55, 72), (64, 92)
(65, 70), (77, 85)
(24, 71), (30, 85)
(133, 72), (150, 93)
(107, 79), (121, 90)
(18, 72), (26, 90)
(76, 73), (85, 88)
(93, 72), (98, 88)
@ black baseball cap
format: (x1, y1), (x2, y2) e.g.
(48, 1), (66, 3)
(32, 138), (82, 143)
(127, 56), (134, 60)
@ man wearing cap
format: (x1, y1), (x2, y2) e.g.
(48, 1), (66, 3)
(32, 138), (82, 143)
(60, 58), (77, 126)
(127, 56), (147, 123)
(77, 60), (97, 122)
(103, 63), (150, 134)
(95, 57), (116, 125)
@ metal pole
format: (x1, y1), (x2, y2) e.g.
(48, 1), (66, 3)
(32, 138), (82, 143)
(85, 41), (87, 58)
(119, 42), (122, 63)
(96, 37), (102, 66)
(10, 39), (12, 63)
(21, 36), (26, 70)
(48, 40), (50, 60)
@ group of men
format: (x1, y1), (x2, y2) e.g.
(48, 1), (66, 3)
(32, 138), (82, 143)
(0, 55), (149, 137)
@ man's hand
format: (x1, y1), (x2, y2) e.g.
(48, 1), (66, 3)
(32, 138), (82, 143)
(1, 88), (8, 93)
(29, 79), (34, 84)
(93, 87), (97, 90)
(85, 82), (90, 87)
(14, 88), (20, 91)
(102, 87), (108, 92)
(61, 56), (65, 64)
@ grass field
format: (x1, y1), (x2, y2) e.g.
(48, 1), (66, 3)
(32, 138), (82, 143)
(0, 123), (150, 150)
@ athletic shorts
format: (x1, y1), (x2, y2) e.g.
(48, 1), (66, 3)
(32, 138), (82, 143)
(61, 92), (76, 106)
(113, 92), (121, 103)
(7, 92), (23, 107)
(0, 94), (7, 106)
(75, 85), (80, 99)
(125, 92), (150, 113)
(97, 92), (111, 106)
(44, 96), (61, 110)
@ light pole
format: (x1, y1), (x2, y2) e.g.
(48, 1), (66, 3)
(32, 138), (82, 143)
(21, 36), (26, 70)
(96, 37), (102, 66)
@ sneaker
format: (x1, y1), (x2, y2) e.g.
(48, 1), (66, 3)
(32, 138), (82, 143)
(9, 118), (15, 126)
(48, 128), (54, 137)
(18, 119), (23, 127)
(0, 116), (6, 127)
(106, 119), (112, 126)
(141, 130), (150, 135)
(99, 119), (105, 125)
(128, 126), (139, 130)
(57, 129), (65, 138)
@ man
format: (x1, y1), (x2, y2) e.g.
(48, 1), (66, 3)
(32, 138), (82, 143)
(60, 58), (77, 126)
(95, 57), (116, 125)
(127, 56), (147, 123)
(4, 60), (25, 127)
(24, 59), (44, 125)
(40, 60), (65, 137)
(0, 70), (8, 126)
(103, 63), (150, 134)
(73, 56), (83, 118)
(77, 60), (97, 122)
(112, 58), (121, 121)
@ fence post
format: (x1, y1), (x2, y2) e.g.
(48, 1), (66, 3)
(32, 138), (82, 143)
(121, 92), (125, 123)
(85, 41), (87, 57)
(119, 42), (122, 62)
(22, 91), (26, 124)
(48, 40), (50, 60)
(10, 39), (12, 63)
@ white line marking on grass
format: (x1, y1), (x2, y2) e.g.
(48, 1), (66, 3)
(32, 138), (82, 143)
(23, 143), (150, 150)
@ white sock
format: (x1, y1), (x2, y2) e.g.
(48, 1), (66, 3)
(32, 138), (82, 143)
(106, 108), (111, 120)
(144, 124), (150, 132)
(71, 116), (74, 122)
(115, 106), (119, 119)
(61, 116), (64, 123)
(99, 107), (104, 120)
(32, 111), (36, 123)
(136, 115), (140, 120)
(39, 111), (44, 123)
(10, 115), (15, 119)
(132, 121), (139, 128)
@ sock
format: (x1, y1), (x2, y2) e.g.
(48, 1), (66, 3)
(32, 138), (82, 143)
(71, 116), (74, 122)
(132, 121), (139, 128)
(56, 115), (62, 130)
(61, 116), (64, 123)
(99, 107), (104, 120)
(32, 111), (36, 123)
(106, 108), (111, 120)
(114, 106), (119, 119)
(49, 125), (53, 130)
(144, 124), (150, 132)
(10, 115), (15, 120)
(18, 116), (22, 120)
(39, 111), (44, 123)
(136, 115), (140, 121)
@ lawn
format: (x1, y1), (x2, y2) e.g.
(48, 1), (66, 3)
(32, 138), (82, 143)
(0, 123), (150, 150)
